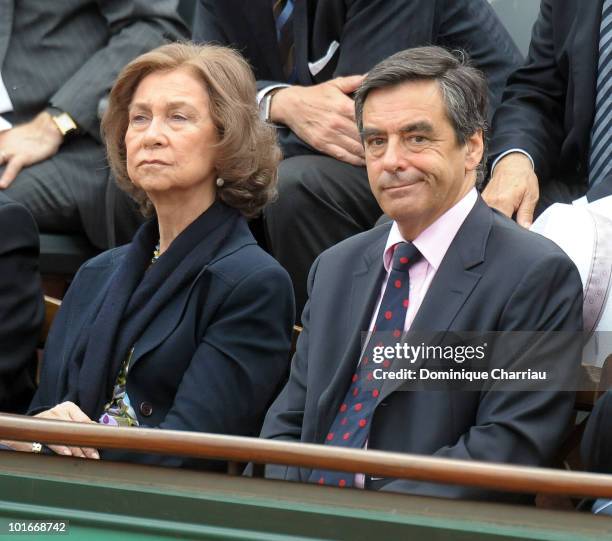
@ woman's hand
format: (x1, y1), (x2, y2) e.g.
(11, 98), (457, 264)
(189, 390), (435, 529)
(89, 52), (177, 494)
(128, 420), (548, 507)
(0, 402), (100, 459)
(34, 402), (100, 459)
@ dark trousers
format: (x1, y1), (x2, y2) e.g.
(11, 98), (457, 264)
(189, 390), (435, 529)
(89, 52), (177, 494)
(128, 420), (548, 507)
(264, 155), (381, 320)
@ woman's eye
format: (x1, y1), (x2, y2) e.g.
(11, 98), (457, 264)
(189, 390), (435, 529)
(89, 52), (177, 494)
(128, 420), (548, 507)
(130, 114), (148, 124)
(170, 113), (188, 121)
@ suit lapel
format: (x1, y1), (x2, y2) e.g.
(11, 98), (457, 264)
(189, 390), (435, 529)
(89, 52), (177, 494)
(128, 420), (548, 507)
(0, 0), (14, 68)
(571, 0), (603, 162)
(314, 228), (388, 441)
(378, 198), (492, 402)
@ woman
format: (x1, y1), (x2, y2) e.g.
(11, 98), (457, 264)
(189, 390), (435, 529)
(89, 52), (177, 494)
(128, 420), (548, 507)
(2, 43), (295, 468)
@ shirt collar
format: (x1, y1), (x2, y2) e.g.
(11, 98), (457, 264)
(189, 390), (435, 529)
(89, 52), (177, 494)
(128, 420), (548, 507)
(383, 188), (478, 272)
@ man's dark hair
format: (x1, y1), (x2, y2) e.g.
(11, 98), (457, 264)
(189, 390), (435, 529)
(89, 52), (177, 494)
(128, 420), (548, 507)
(354, 46), (489, 182)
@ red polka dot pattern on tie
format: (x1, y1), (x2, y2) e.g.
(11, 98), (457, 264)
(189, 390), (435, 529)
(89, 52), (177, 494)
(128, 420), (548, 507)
(309, 241), (421, 488)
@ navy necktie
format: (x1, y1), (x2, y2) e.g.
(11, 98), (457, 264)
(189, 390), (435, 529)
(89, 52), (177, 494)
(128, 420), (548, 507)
(273, 0), (296, 83)
(309, 242), (421, 488)
(588, 0), (612, 193)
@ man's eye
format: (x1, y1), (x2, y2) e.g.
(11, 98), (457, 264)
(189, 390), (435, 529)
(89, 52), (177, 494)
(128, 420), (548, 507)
(170, 113), (188, 121)
(368, 137), (385, 147)
(410, 135), (427, 143)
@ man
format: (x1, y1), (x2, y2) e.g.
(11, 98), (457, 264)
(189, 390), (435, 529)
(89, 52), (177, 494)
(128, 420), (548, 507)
(484, 0), (612, 227)
(193, 0), (523, 316)
(0, 0), (187, 249)
(0, 192), (43, 413)
(259, 47), (583, 501)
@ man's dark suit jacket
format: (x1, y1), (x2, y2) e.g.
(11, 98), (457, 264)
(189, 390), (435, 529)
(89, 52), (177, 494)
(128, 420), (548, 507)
(488, 0), (604, 197)
(0, 193), (43, 413)
(260, 197), (583, 501)
(194, 0), (523, 154)
(30, 218), (295, 469)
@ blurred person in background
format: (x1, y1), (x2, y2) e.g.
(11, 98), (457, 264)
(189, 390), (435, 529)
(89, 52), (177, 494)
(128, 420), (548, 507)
(0, 0), (187, 248)
(485, 0), (612, 226)
(0, 193), (43, 413)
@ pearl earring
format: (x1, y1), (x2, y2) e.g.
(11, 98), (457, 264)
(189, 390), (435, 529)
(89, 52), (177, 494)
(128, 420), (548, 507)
(216, 177), (225, 187)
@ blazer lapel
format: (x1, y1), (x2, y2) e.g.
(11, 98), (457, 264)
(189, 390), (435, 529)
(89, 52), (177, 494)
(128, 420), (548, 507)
(571, 0), (603, 162)
(129, 220), (257, 368)
(0, 0), (14, 68)
(378, 198), (491, 402)
(314, 228), (388, 441)
(129, 278), (198, 367)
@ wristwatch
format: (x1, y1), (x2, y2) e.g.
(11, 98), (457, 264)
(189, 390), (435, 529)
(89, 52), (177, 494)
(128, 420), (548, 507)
(47, 107), (78, 138)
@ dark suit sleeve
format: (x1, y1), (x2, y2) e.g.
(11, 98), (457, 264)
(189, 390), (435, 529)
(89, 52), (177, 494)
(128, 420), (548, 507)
(0, 201), (44, 412)
(254, 257), (321, 480)
(582, 390), (612, 474)
(193, 0), (285, 92)
(435, 0), (524, 114)
(381, 251), (583, 500)
(330, 0), (522, 115)
(487, 0), (566, 182)
(50, 0), (188, 140)
(107, 263), (295, 469)
(193, 0), (230, 44)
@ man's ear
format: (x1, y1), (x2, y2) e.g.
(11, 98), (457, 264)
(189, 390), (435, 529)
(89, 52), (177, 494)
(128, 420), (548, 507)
(464, 129), (484, 173)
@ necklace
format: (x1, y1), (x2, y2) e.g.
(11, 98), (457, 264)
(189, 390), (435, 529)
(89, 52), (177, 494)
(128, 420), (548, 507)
(151, 242), (161, 264)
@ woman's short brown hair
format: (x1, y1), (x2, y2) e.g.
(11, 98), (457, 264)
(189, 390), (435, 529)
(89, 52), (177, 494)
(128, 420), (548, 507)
(102, 42), (281, 217)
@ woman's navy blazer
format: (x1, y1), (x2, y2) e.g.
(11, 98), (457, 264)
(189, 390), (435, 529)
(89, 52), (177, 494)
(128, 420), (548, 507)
(31, 218), (295, 468)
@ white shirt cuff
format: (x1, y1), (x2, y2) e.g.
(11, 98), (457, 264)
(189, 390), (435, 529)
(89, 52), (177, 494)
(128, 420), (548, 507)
(491, 149), (535, 175)
(256, 84), (291, 107)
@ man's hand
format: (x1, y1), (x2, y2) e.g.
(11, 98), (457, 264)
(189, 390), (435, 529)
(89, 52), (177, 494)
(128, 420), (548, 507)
(482, 153), (540, 228)
(34, 402), (100, 459)
(0, 111), (64, 189)
(271, 75), (366, 166)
